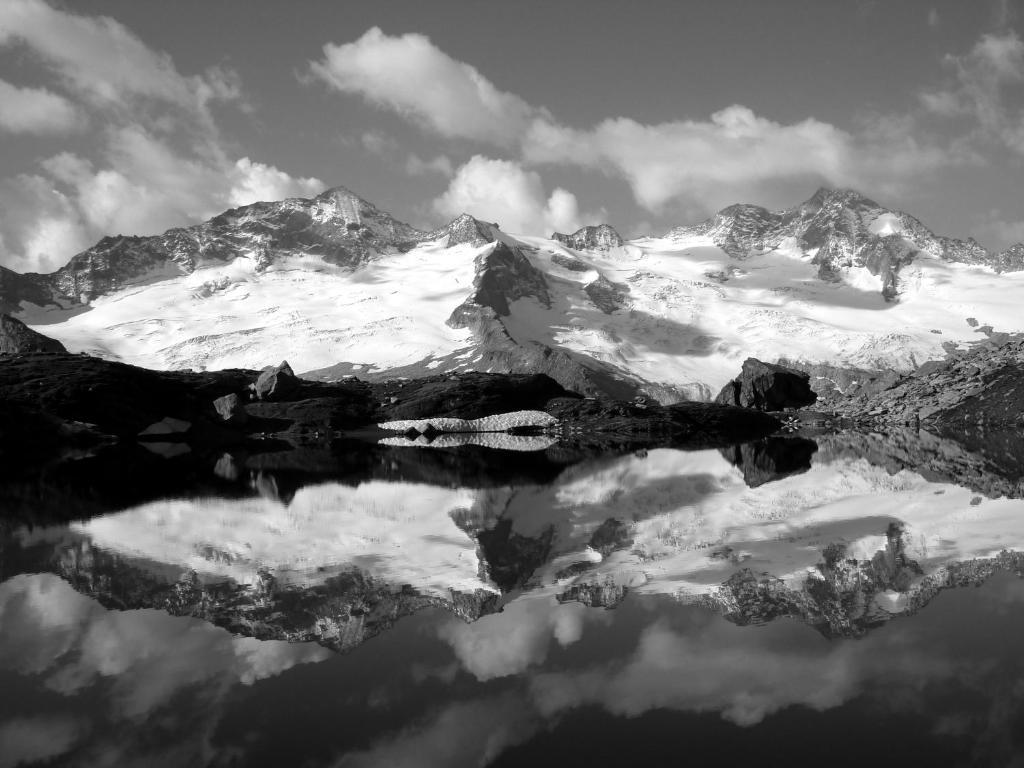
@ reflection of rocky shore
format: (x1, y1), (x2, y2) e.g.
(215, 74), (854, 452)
(816, 428), (1024, 499)
(704, 542), (1024, 638)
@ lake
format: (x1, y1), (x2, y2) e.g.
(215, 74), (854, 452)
(2, 429), (1024, 766)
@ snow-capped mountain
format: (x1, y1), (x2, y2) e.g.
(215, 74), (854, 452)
(4, 186), (1024, 402)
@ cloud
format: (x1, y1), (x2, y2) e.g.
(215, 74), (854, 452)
(316, 27), (968, 220)
(0, 79), (83, 134)
(0, 128), (323, 272)
(405, 153), (454, 177)
(438, 598), (589, 681)
(309, 27), (542, 146)
(0, 2), (322, 272)
(0, 717), (85, 768)
(921, 31), (1024, 154)
(228, 157), (324, 207)
(433, 155), (598, 235)
(359, 130), (400, 157)
(0, 0), (236, 127)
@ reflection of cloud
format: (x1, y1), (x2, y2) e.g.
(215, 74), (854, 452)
(529, 613), (962, 727)
(0, 716), (85, 768)
(438, 597), (593, 681)
(0, 574), (329, 762)
(336, 693), (538, 768)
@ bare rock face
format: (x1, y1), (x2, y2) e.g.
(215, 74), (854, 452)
(213, 393), (247, 425)
(254, 361), (299, 401)
(551, 224), (624, 251)
(1, 186), (430, 309)
(715, 358), (818, 411)
(0, 314), (67, 355)
(668, 187), (1020, 299)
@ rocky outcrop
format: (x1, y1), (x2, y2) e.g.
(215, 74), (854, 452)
(0, 266), (66, 315)
(213, 393), (247, 425)
(380, 373), (573, 421)
(448, 242), (551, 321)
(831, 335), (1024, 428)
(1, 186), (430, 308)
(254, 361), (299, 401)
(429, 214), (498, 247)
(0, 352), (252, 438)
(702, 529), (1024, 639)
(668, 187), (1020, 299)
(583, 275), (629, 314)
(715, 358), (817, 411)
(0, 313), (66, 354)
(551, 224), (624, 251)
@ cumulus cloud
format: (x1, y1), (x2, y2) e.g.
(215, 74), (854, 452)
(228, 157), (324, 207)
(309, 27), (543, 146)
(0, 1), (322, 272)
(315, 27), (970, 219)
(438, 598), (589, 681)
(524, 107), (850, 213)
(920, 31), (1024, 154)
(0, 79), (82, 134)
(433, 155), (598, 235)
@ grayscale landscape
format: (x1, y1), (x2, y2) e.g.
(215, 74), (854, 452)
(2, 1), (1024, 766)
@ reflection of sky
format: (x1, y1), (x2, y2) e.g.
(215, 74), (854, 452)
(4, 571), (1024, 766)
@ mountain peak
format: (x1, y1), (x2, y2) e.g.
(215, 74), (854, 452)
(551, 224), (624, 251)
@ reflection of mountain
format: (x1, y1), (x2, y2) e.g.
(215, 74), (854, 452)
(8, 482), (500, 653)
(8, 430), (1024, 651)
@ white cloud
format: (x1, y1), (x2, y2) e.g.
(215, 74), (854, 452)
(309, 27), (542, 146)
(0, 127), (324, 271)
(438, 599), (589, 682)
(0, 0), (236, 125)
(228, 157), (323, 207)
(315, 27), (969, 220)
(524, 107), (957, 215)
(524, 107), (850, 212)
(433, 155), (597, 235)
(0, 78), (82, 134)
(0, 2), (322, 272)
(921, 31), (1024, 154)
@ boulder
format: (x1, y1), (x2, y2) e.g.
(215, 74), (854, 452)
(715, 358), (817, 411)
(213, 393), (248, 425)
(254, 361), (299, 401)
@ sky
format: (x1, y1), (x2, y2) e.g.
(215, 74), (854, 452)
(0, 0), (1022, 273)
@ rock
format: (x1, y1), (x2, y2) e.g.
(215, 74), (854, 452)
(0, 314), (67, 355)
(254, 361), (299, 401)
(551, 224), (624, 251)
(715, 358), (818, 411)
(213, 393), (248, 425)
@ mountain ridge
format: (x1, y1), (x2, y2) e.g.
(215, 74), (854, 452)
(3, 184), (1024, 403)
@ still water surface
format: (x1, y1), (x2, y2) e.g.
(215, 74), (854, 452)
(2, 430), (1024, 766)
